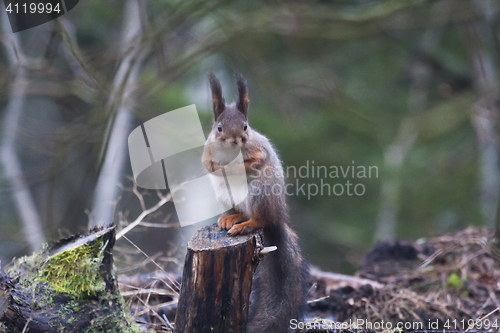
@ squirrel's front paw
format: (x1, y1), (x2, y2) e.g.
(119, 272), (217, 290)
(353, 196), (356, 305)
(227, 218), (262, 236)
(218, 214), (246, 230)
(227, 223), (252, 236)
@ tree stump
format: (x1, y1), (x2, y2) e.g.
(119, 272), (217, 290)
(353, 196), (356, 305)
(0, 226), (142, 333)
(174, 223), (263, 333)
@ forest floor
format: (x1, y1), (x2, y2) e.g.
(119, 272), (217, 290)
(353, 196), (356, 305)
(122, 227), (500, 332)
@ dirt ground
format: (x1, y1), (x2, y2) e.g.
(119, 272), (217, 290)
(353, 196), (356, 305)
(4, 226), (499, 332)
(306, 227), (500, 332)
(119, 227), (500, 332)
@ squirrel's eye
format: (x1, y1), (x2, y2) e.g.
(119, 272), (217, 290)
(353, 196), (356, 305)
(243, 123), (248, 131)
(217, 124), (222, 132)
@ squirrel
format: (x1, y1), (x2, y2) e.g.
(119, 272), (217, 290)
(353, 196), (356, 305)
(202, 72), (309, 333)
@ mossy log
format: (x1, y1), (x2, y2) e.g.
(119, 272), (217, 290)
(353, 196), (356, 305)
(174, 223), (263, 333)
(0, 226), (142, 333)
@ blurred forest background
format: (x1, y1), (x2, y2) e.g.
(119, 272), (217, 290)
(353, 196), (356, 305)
(0, 0), (499, 275)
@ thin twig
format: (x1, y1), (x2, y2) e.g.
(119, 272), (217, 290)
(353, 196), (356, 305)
(116, 193), (171, 240)
(120, 234), (180, 291)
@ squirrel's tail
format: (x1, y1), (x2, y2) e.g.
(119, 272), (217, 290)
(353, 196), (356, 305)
(247, 222), (308, 333)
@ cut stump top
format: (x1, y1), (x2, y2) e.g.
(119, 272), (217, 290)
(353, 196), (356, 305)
(188, 223), (258, 251)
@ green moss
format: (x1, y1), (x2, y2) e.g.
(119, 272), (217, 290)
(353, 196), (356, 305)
(8, 238), (107, 300)
(5, 231), (151, 333)
(7, 244), (49, 288)
(36, 238), (107, 299)
(446, 271), (466, 290)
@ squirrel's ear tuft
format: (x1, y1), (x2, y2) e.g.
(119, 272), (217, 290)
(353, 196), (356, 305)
(208, 72), (225, 119)
(235, 73), (249, 116)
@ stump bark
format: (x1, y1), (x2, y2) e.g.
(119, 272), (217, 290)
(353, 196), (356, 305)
(174, 223), (263, 333)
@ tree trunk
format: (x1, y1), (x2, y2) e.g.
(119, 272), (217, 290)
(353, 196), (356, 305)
(174, 223), (263, 333)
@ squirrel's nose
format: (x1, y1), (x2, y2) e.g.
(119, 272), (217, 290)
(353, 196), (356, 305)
(227, 137), (237, 145)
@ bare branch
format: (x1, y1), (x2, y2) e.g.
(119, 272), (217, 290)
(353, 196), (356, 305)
(116, 193), (171, 240)
(54, 18), (103, 90)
